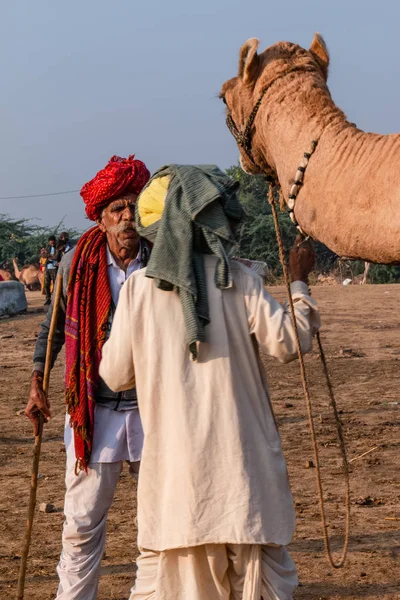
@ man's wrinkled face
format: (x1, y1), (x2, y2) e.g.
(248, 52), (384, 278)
(97, 192), (139, 253)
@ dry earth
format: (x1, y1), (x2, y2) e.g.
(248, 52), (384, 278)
(0, 286), (399, 600)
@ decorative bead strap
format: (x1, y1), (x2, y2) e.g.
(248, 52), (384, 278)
(288, 139), (318, 234)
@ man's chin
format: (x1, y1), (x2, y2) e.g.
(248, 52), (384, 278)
(118, 233), (139, 249)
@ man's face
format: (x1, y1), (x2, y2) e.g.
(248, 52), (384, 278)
(49, 239), (56, 247)
(97, 192), (139, 255)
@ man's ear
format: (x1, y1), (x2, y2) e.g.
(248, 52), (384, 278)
(96, 217), (106, 233)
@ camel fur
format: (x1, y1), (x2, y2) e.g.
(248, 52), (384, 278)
(220, 34), (400, 264)
(0, 269), (13, 281)
(12, 258), (42, 291)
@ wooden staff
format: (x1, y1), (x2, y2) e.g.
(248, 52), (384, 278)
(16, 273), (63, 600)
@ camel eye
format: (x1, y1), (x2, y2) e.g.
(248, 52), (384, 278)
(220, 95), (227, 105)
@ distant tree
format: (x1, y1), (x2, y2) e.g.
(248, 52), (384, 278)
(0, 214), (81, 267)
(226, 165), (292, 272)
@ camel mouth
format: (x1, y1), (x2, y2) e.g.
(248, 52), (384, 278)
(239, 154), (264, 176)
(239, 156), (253, 174)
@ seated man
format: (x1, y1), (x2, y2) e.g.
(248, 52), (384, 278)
(100, 165), (320, 600)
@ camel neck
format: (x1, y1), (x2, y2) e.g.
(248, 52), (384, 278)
(237, 71), (400, 263)
(254, 75), (348, 194)
(12, 259), (21, 279)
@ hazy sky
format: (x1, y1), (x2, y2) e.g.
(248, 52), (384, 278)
(0, 0), (399, 231)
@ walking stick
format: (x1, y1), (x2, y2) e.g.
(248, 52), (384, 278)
(16, 273), (63, 600)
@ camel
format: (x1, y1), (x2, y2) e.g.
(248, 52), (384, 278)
(0, 261), (15, 282)
(0, 269), (13, 281)
(12, 258), (42, 291)
(220, 34), (400, 264)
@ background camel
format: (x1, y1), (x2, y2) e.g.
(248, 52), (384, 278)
(0, 261), (14, 281)
(12, 258), (42, 291)
(220, 34), (400, 264)
(0, 270), (13, 282)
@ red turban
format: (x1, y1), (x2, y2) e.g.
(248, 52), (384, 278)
(80, 155), (150, 221)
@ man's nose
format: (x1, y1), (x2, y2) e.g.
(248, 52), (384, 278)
(121, 205), (135, 219)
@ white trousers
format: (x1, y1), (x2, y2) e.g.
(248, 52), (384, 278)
(130, 543), (298, 600)
(55, 460), (139, 600)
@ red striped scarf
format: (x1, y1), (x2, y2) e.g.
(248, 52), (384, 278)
(65, 226), (111, 471)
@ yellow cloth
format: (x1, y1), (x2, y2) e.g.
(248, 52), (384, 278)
(137, 175), (170, 227)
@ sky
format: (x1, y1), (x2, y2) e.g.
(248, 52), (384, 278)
(0, 0), (399, 231)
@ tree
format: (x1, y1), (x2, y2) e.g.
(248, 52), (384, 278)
(226, 165), (292, 272)
(0, 214), (81, 267)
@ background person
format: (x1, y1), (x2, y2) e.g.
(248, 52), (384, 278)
(43, 235), (59, 305)
(57, 231), (72, 256)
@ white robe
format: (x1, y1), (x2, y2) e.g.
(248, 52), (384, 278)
(99, 256), (320, 552)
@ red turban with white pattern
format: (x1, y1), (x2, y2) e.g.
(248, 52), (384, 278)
(80, 155), (150, 221)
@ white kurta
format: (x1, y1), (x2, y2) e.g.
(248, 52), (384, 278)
(64, 406), (144, 464)
(100, 256), (320, 552)
(63, 245), (144, 466)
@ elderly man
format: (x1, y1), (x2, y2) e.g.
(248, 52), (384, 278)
(25, 155), (150, 600)
(100, 165), (321, 600)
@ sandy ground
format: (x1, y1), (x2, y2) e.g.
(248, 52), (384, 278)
(0, 285), (399, 600)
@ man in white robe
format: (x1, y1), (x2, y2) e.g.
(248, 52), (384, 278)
(100, 165), (320, 600)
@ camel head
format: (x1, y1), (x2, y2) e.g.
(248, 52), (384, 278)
(220, 33), (330, 175)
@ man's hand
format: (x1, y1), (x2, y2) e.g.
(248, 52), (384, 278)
(289, 235), (315, 283)
(25, 371), (52, 435)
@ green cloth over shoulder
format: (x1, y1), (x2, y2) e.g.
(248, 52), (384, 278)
(136, 164), (243, 360)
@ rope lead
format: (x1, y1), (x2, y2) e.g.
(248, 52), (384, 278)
(268, 186), (351, 569)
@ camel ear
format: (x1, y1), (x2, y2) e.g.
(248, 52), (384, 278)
(238, 38), (260, 84)
(309, 33), (329, 80)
